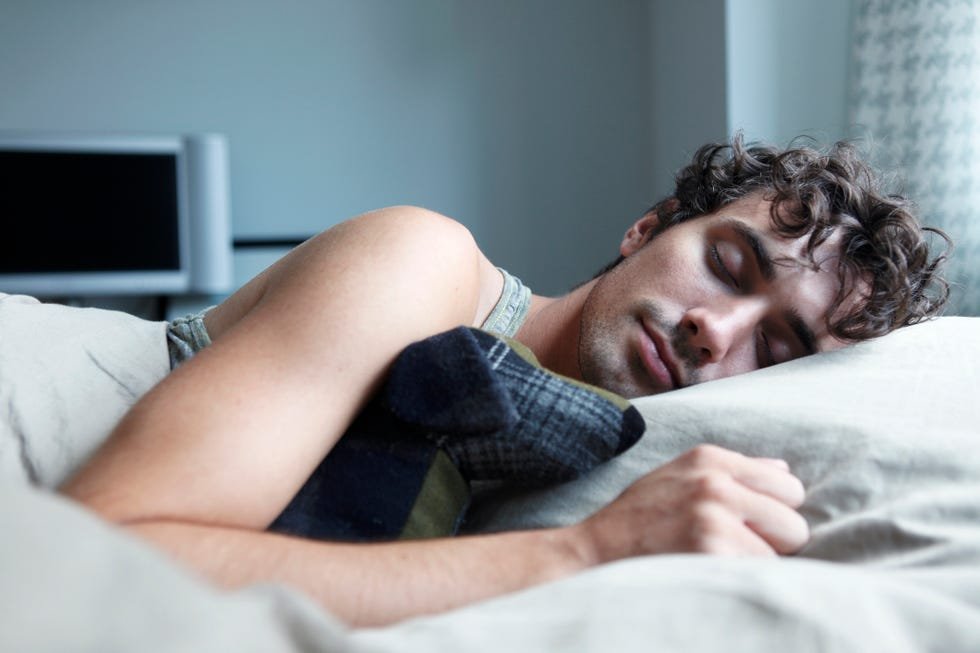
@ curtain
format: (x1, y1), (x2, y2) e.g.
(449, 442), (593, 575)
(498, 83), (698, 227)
(850, 0), (980, 315)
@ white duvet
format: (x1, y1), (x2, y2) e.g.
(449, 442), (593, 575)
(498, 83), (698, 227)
(1, 292), (978, 652)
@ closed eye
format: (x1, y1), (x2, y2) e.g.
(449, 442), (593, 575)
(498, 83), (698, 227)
(757, 331), (776, 368)
(710, 244), (739, 289)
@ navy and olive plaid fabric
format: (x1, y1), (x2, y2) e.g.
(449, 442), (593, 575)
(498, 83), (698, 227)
(269, 327), (645, 542)
(385, 327), (644, 484)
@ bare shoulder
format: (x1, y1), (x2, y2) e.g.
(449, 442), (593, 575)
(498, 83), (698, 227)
(326, 205), (504, 326)
(337, 205), (477, 250)
(209, 205), (503, 339)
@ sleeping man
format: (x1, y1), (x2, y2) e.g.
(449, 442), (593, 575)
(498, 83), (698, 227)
(60, 136), (949, 627)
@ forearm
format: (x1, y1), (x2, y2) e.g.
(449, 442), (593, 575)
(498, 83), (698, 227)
(125, 519), (590, 627)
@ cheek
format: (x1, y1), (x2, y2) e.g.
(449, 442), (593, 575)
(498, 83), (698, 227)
(652, 244), (715, 302)
(617, 231), (714, 311)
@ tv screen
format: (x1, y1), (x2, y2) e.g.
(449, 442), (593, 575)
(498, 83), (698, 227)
(0, 134), (191, 295)
(0, 150), (181, 274)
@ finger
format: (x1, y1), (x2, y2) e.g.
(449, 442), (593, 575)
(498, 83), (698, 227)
(674, 446), (805, 508)
(689, 505), (778, 557)
(725, 483), (810, 554)
(732, 458), (806, 509)
(681, 472), (810, 555)
(757, 457), (790, 471)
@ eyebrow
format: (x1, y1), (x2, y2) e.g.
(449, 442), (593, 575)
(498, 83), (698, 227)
(725, 218), (818, 356)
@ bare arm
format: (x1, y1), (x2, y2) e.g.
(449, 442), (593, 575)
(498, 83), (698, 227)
(62, 206), (498, 528)
(125, 445), (805, 627)
(124, 520), (587, 627)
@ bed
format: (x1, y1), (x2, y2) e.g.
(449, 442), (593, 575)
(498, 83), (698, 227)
(1, 291), (979, 652)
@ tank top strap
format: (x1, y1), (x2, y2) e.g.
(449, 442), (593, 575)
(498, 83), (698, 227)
(480, 267), (532, 337)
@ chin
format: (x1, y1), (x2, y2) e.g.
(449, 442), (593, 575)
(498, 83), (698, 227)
(621, 382), (670, 399)
(584, 367), (656, 399)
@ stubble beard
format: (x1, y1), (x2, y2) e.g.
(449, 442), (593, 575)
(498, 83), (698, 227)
(577, 272), (653, 398)
(578, 281), (702, 398)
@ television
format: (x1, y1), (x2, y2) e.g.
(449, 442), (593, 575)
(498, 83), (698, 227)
(0, 132), (232, 297)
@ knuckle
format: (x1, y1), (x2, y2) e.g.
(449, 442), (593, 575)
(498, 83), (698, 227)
(687, 501), (727, 531)
(690, 472), (732, 502)
(682, 444), (729, 469)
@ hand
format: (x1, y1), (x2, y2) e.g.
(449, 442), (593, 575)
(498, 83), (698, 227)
(571, 444), (809, 564)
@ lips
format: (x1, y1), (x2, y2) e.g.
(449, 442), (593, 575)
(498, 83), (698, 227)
(638, 321), (681, 391)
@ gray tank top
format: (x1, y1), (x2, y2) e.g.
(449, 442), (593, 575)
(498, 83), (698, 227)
(167, 267), (532, 368)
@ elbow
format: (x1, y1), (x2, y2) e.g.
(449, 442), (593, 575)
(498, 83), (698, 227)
(59, 478), (154, 526)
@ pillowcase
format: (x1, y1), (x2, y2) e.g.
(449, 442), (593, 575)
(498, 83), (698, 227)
(465, 317), (980, 570)
(0, 293), (169, 487)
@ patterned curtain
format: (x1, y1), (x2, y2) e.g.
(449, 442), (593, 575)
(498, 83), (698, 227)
(850, 0), (980, 315)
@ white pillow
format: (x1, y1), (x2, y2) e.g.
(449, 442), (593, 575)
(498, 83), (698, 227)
(0, 293), (169, 487)
(467, 317), (980, 567)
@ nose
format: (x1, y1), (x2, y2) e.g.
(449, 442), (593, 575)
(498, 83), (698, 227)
(681, 296), (768, 365)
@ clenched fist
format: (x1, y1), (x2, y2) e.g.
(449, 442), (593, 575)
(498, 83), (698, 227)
(568, 444), (809, 564)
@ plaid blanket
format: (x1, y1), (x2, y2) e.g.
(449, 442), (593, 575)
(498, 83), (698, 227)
(269, 327), (645, 541)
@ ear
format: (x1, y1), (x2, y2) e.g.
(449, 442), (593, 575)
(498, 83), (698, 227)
(620, 198), (680, 257)
(620, 211), (661, 257)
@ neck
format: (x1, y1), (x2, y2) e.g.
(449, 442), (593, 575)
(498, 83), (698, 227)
(513, 280), (596, 380)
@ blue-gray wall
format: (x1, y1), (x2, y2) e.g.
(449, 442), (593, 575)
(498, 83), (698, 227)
(726, 0), (853, 145)
(0, 0), (656, 295)
(0, 0), (854, 298)
(648, 0), (729, 202)
(646, 0), (853, 202)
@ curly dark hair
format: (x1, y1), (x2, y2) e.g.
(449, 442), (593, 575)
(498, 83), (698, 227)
(608, 135), (951, 341)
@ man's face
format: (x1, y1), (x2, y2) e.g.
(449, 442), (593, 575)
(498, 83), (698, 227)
(578, 194), (860, 398)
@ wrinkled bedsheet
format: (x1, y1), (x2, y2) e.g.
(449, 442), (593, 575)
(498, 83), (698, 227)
(1, 293), (978, 652)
